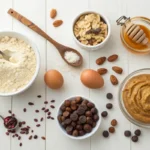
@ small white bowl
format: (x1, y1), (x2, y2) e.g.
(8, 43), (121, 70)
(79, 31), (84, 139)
(72, 11), (111, 51)
(0, 31), (40, 96)
(56, 96), (101, 140)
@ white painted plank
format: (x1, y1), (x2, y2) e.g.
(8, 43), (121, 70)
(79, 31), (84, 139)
(46, 0), (91, 150)
(0, 0), (12, 150)
(126, 0), (150, 150)
(89, 0), (130, 150)
(11, 0), (46, 149)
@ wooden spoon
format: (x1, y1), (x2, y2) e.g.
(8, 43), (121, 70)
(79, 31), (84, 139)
(8, 8), (83, 67)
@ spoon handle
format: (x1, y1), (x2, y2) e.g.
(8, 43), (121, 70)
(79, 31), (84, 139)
(8, 8), (63, 50)
(0, 115), (4, 120)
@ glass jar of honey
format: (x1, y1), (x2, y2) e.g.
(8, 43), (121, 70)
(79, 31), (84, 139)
(117, 16), (150, 54)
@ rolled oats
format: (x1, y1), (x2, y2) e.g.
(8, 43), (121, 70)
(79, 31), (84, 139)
(74, 13), (108, 46)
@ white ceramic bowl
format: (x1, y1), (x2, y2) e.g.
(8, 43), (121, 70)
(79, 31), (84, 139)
(0, 31), (40, 96)
(72, 11), (111, 51)
(56, 96), (101, 140)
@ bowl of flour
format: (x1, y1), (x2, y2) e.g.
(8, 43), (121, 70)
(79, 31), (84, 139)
(0, 31), (40, 96)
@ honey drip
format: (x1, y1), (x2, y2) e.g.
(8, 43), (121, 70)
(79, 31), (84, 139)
(124, 25), (150, 50)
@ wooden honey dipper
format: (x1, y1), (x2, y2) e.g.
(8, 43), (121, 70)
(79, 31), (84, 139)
(125, 22), (149, 45)
(116, 16), (150, 46)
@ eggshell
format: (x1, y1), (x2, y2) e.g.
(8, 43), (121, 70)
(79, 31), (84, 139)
(80, 69), (104, 89)
(44, 70), (64, 89)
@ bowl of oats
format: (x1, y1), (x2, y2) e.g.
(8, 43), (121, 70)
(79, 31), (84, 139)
(72, 11), (111, 51)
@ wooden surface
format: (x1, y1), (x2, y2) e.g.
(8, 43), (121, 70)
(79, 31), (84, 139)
(0, 0), (150, 150)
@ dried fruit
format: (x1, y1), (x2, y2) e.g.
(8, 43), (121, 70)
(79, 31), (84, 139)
(124, 130), (131, 137)
(23, 108), (27, 112)
(134, 129), (141, 136)
(50, 9), (57, 19)
(108, 54), (118, 62)
(28, 102), (34, 106)
(110, 75), (118, 85)
(111, 119), (117, 126)
(51, 100), (55, 103)
(96, 57), (106, 65)
(106, 103), (113, 109)
(97, 68), (108, 75)
(132, 136), (138, 142)
(103, 130), (109, 138)
(112, 66), (123, 74)
(106, 93), (113, 99)
(53, 20), (63, 27)
(41, 136), (46, 140)
(109, 127), (115, 133)
(101, 111), (108, 118)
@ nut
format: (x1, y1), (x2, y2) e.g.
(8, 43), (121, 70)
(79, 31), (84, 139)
(110, 75), (118, 85)
(97, 68), (108, 75)
(112, 66), (123, 74)
(50, 9), (57, 19)
(96, 57), (106, 65)
(108, 54), (118, 62)
(53, 20), (63, 27)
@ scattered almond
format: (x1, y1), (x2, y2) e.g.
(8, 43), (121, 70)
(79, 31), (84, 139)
(110, 75), (118, 85)
(53, 20), (63, 27)
(112, 66), (123, 74)
(96, 57), (106, 65)
(97, 68), (108, 75)
(108, 54), (118, 62)
(50, 9), (57, 19)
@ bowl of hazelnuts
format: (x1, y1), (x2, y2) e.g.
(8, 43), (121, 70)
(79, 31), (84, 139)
(57, 96), (101, 140)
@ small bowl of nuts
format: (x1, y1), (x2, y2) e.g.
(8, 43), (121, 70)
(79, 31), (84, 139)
(57, 96), (101, 140)
(72, 11), (111, 51)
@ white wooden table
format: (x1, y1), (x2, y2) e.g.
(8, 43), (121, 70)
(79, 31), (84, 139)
(0, 0), (150, 149)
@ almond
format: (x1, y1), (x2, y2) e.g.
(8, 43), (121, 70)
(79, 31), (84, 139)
(112, 66), (123, 74)
(108, 54), (118, 62)
(97, 68), (108, 75)
(96, 57), (106, 65)
(50, 9), (57, 19)
(110, 75), (118, 85)
(53, 20), (63, 27)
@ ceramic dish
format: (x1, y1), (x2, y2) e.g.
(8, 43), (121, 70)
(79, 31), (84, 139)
(72, 11), (111, 51)
(0, 31), (40, 96)
(56, 96), (101, 140)
(119, 68), (150, 128)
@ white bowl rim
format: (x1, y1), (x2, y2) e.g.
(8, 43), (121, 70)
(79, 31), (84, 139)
(56, 95), (101, 140)
(0, 30), (40, 96)
(72, 10), (111, 49)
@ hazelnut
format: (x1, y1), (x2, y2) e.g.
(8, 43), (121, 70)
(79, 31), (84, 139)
(83, 124), (92, 133)
(79, 116), (86, 124)
(76, 125), (83, 130)
(66, 107), (72, 112)
(93, 114), (99, 121)
(60, 104), (66, 111)
(85, 111), (92, 117)
(71, 104), (77, 111)
(87, 102), (95, 108)
(76, 97), (82, 103)
(65, 100), (71, 107)
(72, 130), (79, 137)
(63, 111), (70, 118)
(91, 108), (97, 114)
